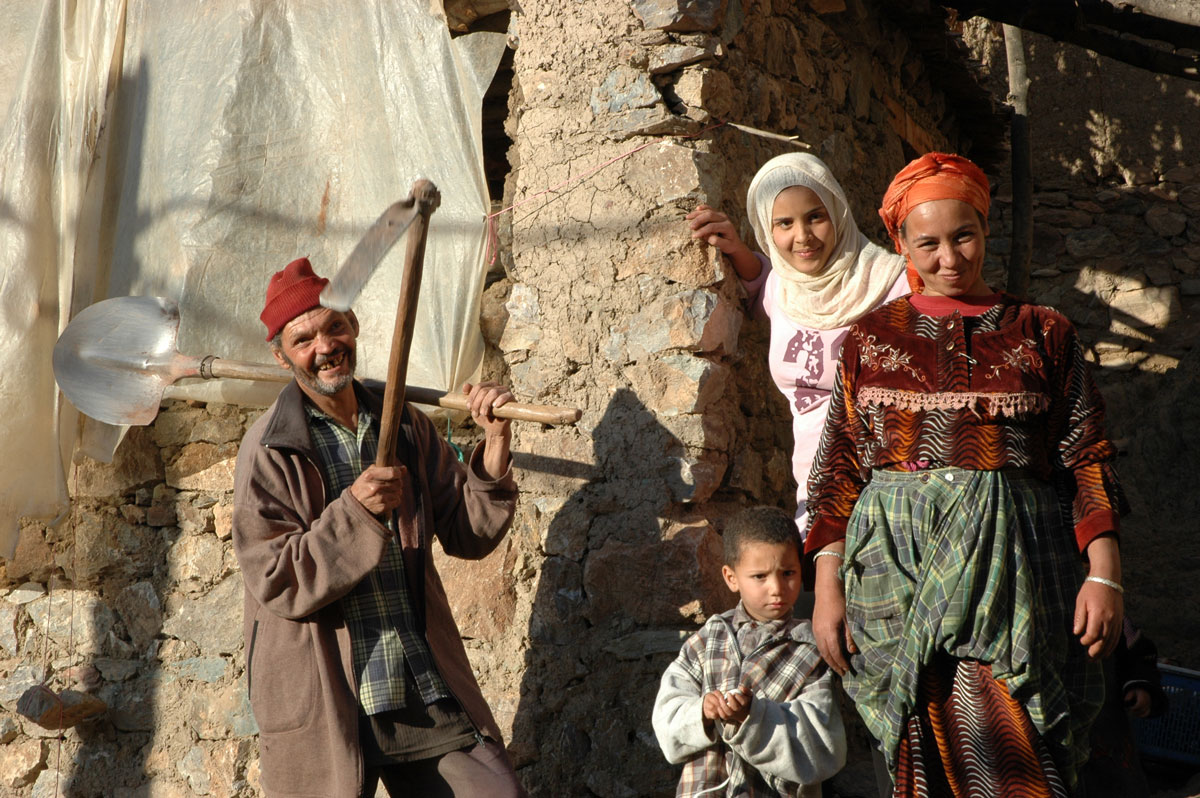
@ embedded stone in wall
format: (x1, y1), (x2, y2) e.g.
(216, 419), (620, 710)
(622, 229), (724, 287)
(115, 580), (162, 651)
(1180, 185), (1200, 211)
(170, 656), (228, 683)
(632, 0), (727, 32)
(5, 582), (44, 604)
(1066, 227), (1119, 258)
(155, 403), (244, 448)
(533, 495), (588, 561)
(602, 628), (691, 660)
(665, 451), (727, 503)
(500, 283), (542, 352)
(186, 681), (257, 740)
(622, 354), (728, 416)
(509, 355), (549, 397)
(728, 447), (764, 499)
(0, 664), (45, 707)
(176, 500), (216, 535)
(624, 142), (704, 205)
(166, 442), (238, 492)
(2, 738), (45, 790)
(527, 555), (586, 645)
(435, 537), (517, 640)
(648, 42), (719, 74)
(178, 745), (211, 795)
(582, 521), (726, 627)
(601, 105), (682, 138)
(623, 289), (733, 360)
(1145, 205), (1187, 238)
(31, 769), (82, 798)
(0, 603), (17, 655)
(590, 66), (662, 115)
(71, 426), (165, 498)
(25, 589), (113, 656)
(213, 500), (234, 541)
(0, 714), (17, 743)
(671, 67), (736, 121)
(166, 529), (226, 588)
(6, 525), (54, 583)
(1109, 285), (1180, 330)
(162, 573), (243, 656)
(70, 507), (127, 582)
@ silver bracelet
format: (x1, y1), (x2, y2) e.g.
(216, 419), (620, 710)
(812, 550), (844, 563)
(1085, 575), (1124, 594)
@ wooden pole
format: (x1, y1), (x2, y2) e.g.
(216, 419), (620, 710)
(376, 181), (439, 467)
(1004, 24), (1033, 298)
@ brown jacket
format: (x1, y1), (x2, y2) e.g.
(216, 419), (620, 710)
(232, 380), (517, 798)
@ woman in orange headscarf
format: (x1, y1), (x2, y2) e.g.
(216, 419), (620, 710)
(804, 153), (1127, 797)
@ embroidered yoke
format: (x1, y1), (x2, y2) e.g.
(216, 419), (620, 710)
(805, 295), (1126, 553)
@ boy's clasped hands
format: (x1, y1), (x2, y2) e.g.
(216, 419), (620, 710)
(702, 685), (752, 731)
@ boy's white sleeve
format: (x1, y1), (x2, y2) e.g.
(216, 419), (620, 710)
(652, 646), (716, 764)
(721, 665), (846, 786)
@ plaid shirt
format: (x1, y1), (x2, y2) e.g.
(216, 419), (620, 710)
(305, 402), (451, 715)
(653, 603), (841, 797)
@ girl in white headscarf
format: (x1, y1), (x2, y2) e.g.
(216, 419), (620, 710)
(686, 152), (909, 531)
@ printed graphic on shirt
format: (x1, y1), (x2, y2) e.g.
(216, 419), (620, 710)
(784, 329), (823, 412)
(784, 329), (848, 413)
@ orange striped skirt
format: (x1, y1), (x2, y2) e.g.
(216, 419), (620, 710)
(893, 654), (1070, 798)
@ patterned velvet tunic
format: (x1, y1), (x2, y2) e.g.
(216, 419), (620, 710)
(805, 294), (1126, 555)
(804, 294), (1127, 794)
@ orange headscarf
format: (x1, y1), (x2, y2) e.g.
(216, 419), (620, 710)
(878, 152), (991, 293)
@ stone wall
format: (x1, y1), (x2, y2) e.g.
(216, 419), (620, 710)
(2, 408), (260, 797)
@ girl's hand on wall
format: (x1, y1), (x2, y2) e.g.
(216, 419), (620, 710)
(686, 204), (761, 280)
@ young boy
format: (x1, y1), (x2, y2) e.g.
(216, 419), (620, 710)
(652, 506), (846, 798)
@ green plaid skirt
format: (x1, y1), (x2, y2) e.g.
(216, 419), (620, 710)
(840, 467), (1104, 784)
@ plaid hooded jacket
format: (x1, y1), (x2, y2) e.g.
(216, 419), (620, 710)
(652, 603), (847, 797)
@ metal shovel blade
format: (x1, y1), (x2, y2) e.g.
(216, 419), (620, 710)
(53, 296), (186, 426)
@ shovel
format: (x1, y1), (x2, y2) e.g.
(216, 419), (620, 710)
(52, 295), (581, 427)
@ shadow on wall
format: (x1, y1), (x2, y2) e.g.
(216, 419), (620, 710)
(507, 387), (732, 798)
(983, 173), (1200, 672)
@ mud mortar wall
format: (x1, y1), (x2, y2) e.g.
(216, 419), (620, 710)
(491, 1), (971, 795)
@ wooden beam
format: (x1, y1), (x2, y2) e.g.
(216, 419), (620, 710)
(1003, 24), (1032, 298)
(1111, 0), (1200, 29)
(943, 0), (1200, 81)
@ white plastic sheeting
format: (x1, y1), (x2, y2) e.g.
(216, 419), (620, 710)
(0, 0), (505, 557)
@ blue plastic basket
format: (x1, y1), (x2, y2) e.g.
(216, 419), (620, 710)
(1132, 664), (1200, 767)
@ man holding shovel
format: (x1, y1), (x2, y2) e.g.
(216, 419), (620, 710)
(232, 256), (526, 797)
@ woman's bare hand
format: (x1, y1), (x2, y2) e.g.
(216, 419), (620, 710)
(812, 551), (856, 675)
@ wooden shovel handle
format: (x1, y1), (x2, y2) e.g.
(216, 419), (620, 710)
(404, 386), (581, 425)
(377, 181), (440, 467)
(197, 358), (582, 425)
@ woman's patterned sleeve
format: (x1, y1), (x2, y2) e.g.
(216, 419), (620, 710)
(804, 326), (869, 556)
(1045, 314), (1129, 551)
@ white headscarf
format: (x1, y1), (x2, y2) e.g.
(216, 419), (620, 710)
(746, 153), (906, 330)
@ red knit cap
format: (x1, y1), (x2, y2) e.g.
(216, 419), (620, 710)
(260, 257), (329, 341)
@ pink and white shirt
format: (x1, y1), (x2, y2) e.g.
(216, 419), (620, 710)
(743, 253), (909, 533)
